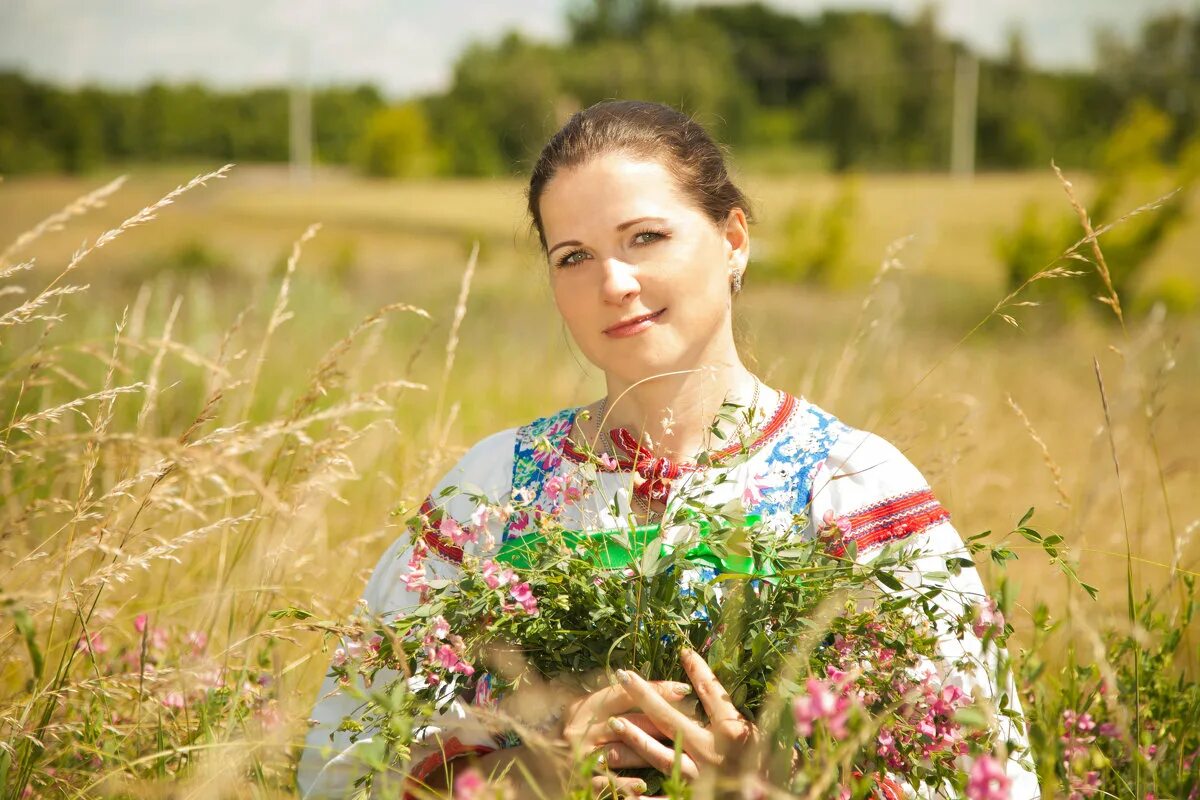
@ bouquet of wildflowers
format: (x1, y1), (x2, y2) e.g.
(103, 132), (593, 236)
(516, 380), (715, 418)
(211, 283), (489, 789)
(294, 475), (1041, 799)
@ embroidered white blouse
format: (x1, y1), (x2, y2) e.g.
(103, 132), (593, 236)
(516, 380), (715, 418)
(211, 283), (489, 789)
(297, 392), (1040, 799)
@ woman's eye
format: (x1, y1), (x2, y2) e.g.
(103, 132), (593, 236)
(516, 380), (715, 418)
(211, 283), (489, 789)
(556, 250), (587, 268)
(633, 230), (665, 245)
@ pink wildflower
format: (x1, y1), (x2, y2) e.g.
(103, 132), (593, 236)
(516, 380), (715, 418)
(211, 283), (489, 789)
(432, 644), (475, 676)
(792, 677), (852, 739)
(545, 474), (585, 505)
(431, 615), (451, 640)
(161, 691), (186, 711)
(149, 627), (169, 652)
(407, 540), (428, 570)
(971, 597), (1006, 639)
(453, 767), (487, 800)
(185, 631), (208, 655)
(599, 453), (619, 471)
(470, 504), (492, 529)
(510, 582), (539, 615)
(402, 563), (428, 592)
(134, 613), (148, 634)
(440, 515), (475, 547)
(966, 755), (1010, 800)
(331, 647), (348, 667)
(76, 631), (107, 656)
(481, 559), (515, 590)
(1067, 770), (1101, 799)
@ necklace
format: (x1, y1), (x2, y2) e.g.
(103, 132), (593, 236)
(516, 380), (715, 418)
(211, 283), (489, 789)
(588, 379), (758, 522)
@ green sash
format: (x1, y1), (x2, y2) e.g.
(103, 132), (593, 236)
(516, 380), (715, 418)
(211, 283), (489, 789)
(494, 511), (772, 577)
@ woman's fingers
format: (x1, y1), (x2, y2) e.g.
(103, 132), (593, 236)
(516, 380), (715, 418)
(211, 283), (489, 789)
(606, 715), (700, 780)
(564, 682), (691, 746)
(581, 712), (664, 748)
(616, 670), (717, 762)
(596, 742), (652, 769)
(680, 647), (742, 726)
(581, 681), (693, 719)
(589, 774), (651, 798)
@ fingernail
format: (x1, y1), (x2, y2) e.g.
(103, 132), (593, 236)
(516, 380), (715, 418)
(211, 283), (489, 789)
(607, 716), (625, 733)
(674, 683), (693, 696)
(616, 669), (631, 684)
(681, 646), (695, 657)
(632, 780), (648, 794)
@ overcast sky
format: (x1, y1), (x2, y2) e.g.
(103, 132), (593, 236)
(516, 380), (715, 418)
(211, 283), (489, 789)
(1, 0), (1192, 98)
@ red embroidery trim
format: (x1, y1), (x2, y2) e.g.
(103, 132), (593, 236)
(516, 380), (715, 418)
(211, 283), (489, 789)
(829, 488), (950, 557)
(875, 775), (905, 800)
(404, 737), (496, 800)
(848, 770), (904, 800)
(417, 497), (466, 564)
(561, 391), (798, 467)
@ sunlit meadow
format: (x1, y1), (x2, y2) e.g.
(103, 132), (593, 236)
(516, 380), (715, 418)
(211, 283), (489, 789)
(0, 162), (1197, 797)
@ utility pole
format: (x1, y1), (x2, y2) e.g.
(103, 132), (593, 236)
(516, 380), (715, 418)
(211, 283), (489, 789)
(289, 39), (312, 184)
(950, 51), (978, 179)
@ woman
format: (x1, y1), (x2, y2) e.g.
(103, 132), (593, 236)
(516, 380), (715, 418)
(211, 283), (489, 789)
(298, 100), (1038, 799)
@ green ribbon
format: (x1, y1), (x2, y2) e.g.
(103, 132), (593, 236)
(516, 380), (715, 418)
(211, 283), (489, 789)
(495, 510), (774, 578)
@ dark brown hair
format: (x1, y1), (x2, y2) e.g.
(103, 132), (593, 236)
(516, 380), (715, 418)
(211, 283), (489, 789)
(525, 100), (754, 255)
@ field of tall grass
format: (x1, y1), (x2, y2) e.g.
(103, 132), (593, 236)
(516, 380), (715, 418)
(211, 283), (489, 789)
(0, 163), (1196, 797)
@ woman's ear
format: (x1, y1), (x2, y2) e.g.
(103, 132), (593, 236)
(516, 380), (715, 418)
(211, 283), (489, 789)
(724, 207), (750, 271)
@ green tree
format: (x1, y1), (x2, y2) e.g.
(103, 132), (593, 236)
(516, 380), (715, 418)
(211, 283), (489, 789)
(996, 100), (1199, 318)
(566, 0), (674, 43)
(825, 12), (905, 170)
(351, 103), (438, 178)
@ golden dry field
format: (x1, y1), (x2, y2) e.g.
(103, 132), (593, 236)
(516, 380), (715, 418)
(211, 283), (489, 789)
(0, 163), (1197, 794)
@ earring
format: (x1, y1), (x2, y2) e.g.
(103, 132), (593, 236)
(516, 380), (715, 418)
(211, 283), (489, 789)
(730, 268), (743, 295)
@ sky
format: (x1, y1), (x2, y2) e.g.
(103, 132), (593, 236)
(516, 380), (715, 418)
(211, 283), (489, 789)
(1, 0), (1193, 98)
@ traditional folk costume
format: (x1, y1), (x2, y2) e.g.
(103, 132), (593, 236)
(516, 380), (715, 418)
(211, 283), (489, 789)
(298, 391), (1040, 799)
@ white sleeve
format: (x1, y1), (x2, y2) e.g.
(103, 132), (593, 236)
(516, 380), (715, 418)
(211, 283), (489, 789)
(809, 429), (1040, 800)
(296, 429), (516, 799)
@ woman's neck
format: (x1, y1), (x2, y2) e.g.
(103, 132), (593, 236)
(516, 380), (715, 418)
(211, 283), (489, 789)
(596, 364), (770, 462)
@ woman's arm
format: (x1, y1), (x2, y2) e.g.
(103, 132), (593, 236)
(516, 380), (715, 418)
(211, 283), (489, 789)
(808, 428), (1041, 799)
(297, 430), (517, 798)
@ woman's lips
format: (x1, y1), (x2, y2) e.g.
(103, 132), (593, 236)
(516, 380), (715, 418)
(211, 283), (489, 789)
(604, 308), (666, 338)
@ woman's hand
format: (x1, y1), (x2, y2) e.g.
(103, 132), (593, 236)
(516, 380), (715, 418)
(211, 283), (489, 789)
(603, 648), (759, 784)
(559, 677), (697, 797)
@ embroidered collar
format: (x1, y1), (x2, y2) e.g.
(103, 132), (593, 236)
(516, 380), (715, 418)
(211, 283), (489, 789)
(560, 391), (798, 473)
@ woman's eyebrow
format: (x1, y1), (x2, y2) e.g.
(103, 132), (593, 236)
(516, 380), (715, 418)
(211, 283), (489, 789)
(548, 216), (668, 256)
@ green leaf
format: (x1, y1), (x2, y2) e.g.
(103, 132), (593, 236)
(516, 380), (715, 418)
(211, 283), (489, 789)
(267, 606), (313, 620)
(13, 607), (42, 682)
(875, 571), (904, 592)
(1018, 507), (1035, 528)
(953, 706), (989, 729)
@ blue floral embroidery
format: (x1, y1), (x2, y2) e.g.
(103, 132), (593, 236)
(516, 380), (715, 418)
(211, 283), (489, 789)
(504, 406), (580, 542)
(748, 401), (852, 538)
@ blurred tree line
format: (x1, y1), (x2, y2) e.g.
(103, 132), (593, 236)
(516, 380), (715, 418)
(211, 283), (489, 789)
(1, 0), (1196, 177)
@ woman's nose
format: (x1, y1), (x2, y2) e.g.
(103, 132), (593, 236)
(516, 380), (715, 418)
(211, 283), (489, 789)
(600, 257), (640, 304)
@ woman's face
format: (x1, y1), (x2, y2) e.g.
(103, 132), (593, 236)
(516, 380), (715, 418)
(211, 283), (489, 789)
(539, 152), (749, 384)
